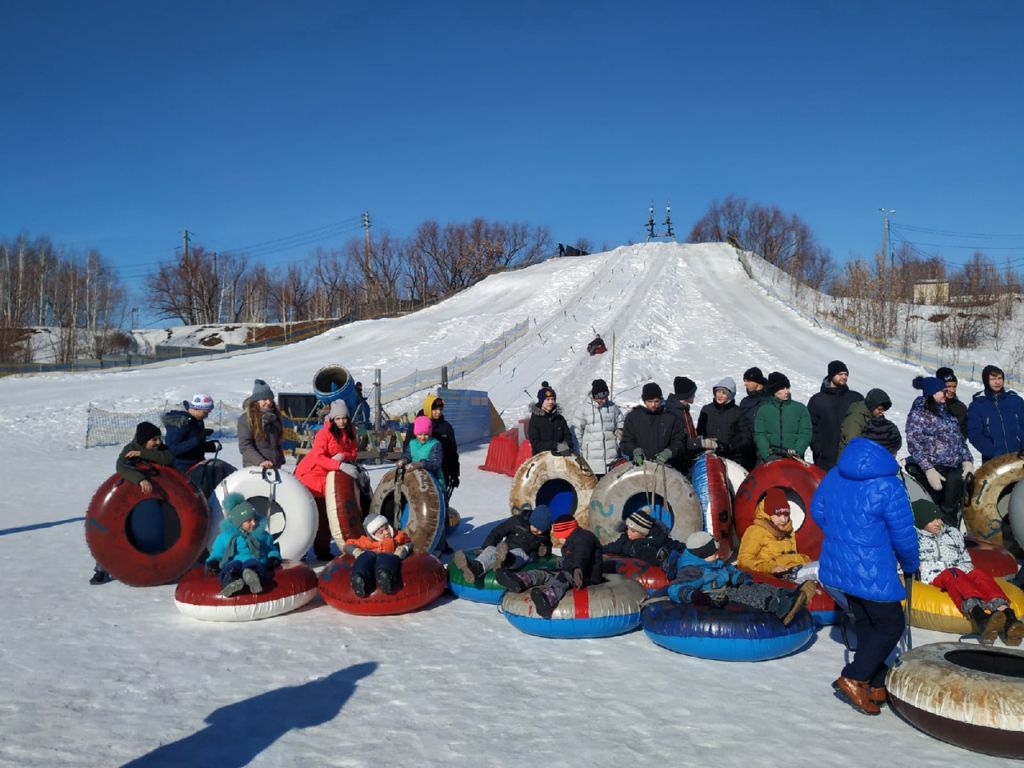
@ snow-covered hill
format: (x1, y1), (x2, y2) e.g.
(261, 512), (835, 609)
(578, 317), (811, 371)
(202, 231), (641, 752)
(0, 243), (1006, 767)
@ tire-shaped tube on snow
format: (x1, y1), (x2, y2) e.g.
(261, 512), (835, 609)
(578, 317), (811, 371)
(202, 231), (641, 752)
(586, 461), (703, 546)
(325, 468), (365, 549)
(447, 549), (558, 605)
(908, 577), (1024, 634)
(318, 552), (446, 616)
(733, 458), (826, 559)
(212, 468), (318, 562)
(965, 453), (1024, 547)
(174, 562), (318, 621)
(86, 464), (210, 587)
(509, 451), (597, 523)
(886, 642), (1024, 759)
(369, 467), (446, 554)
(690, 453), (737, 560)
(500, 574), (646, 638)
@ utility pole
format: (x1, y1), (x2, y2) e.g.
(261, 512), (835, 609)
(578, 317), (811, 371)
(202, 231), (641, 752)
(646, 203), (656, 241)
(663, 202), (675, 239)
(362, 212), (372, 314)
(879, 208), (895, 271)
(183, 229), (191, 260)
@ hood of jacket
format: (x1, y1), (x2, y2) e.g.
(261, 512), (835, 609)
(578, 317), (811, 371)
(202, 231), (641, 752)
(753, 504), (794, 537)
(836, 436), (899, 481)
(529, 402), (563, 418)
(818, 377), (851, 396)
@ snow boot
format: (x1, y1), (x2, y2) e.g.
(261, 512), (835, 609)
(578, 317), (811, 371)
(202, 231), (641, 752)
(970, 606), (1006, 645)
(377, 569), (397, 595)
(770, 582), (816, 625)
(453, 550), (482, 582)
(868, 685), (888, 706)
(242, 568), (263, 594)
(494, 569), (530, 593)
(832, 677), (881, 716)
(89, 569), (113, 585)
(220, 578), (245, 597)
(351, 574), (370, 599)
(494, 542), (511, 569)
(530, 587), (559, 619)
(1002, 608), (1024, 647)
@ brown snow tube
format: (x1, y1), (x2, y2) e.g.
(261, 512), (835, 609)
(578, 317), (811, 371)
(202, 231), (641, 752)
(325, 469), (365, 548)
(369, 466), (445, 554)
(965, 452), (1024, 549)
(887, 642), (1024, 758)
(508, 451), (597, 525)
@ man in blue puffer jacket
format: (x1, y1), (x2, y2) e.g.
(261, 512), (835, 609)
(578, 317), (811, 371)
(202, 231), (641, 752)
(811, 437), (919, 716)
(162, 393), (220, 472)
(967, 364), (1024, 463)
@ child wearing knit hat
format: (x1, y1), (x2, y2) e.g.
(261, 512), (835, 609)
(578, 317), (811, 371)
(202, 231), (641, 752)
(205, 492), (282, 597)
(664, 530), (817, 626)
(736, 488), (818, 582)
(912, 500), (1023, 646)
(343, 514), (414, 598)
(527, 380), (574, 456)
(603, 508), (685, 570)
(451, 505), (553, 582)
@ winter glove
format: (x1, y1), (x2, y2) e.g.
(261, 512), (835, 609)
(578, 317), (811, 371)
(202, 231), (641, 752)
(266, 556), (281, 570)
(537, 544), (549, 558)
(205, 560), (220, 575)
(343, 544), (365, 558)
(961, 461), (974, 479)
(205, 440), (222, 453)
(701, 438), (718, 451)
(555, 441), (570, 455)
(654, 449), (672, 464)
(204, 428), (214, 437)
(394, 543), (413, 559)
(632, 448), (645, 466)
(925, 467), (945, 491)
(705, 586), (728, 607)
(448, 476), (460, 489)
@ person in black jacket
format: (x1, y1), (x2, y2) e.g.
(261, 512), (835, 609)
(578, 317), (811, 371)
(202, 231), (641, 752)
(737, 367), (771, 470)
(402, 393), (460, 497)
(451, 505), (553, 580)
(604, 508), (685, 568)
(495, 515), (604, 618)
(936, 367), (968, 437)
(808, 360), (863, 471)
(619, 382), (687, 468)
(527, 381), (573, 455)
(162, 393), (220, 472)
(696, 377), (749, 465)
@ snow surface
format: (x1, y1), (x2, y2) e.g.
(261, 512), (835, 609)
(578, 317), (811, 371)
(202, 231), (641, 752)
(0, 243), (1012, 768)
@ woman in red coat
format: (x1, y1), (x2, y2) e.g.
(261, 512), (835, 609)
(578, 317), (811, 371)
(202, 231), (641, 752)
(296, 400), (359, 559)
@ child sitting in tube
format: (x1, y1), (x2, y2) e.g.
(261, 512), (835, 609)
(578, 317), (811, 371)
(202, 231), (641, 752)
(451, 505), (553, 582)
(343, 514), (414, 598)
(205, 492), (282, 597)
(736, 487), (819, 583)
(666, 531), (817, 626)
(603, 508), (685, 570)
(91, 421), (175, 585)
(494, 515), (604, 619)
(913, 499), (1023, 646)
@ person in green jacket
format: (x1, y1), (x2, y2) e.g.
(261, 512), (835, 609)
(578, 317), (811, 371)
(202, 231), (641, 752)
(754, 372), (812, 463)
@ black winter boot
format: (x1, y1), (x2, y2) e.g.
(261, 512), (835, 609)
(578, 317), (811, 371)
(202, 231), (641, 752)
(970, 606), (1007, 645)
(351, 574), (369, 599)
(1002, 608), (1024, 647)
(494, 569), (529, 593)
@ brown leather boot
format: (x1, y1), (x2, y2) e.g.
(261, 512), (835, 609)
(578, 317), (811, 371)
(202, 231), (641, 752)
(1002, 609), (1024, 647)
(832, 676), (881, 716)
(868, 685), (887, 705)
(970, 606), (1006, 645)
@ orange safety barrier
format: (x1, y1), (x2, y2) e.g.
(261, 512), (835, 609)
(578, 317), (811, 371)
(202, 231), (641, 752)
(513, 437), (534, 474)
(479, 429), (520, 475)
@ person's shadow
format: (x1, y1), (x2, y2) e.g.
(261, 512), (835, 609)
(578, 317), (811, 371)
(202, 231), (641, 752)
(121, 662), (377, 767)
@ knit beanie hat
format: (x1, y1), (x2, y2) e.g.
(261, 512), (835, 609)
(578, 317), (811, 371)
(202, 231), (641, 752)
(527, 504), (553, 533)
(767, 371), (791, 394)
(251, 379), (274, 401)
(537, 381), (556, 405)
(713, 377), (736, 400)
(743, 366), (767, 386)
(329, 400), (349, 419)
(134, 421), (162, 444)
(936, 367), (957, 384)
(591, 379), (609, 398)
(551, 516), (578, 540)
(673, 376), (697, 398)
(982, 365), (1005, 391)
(187, 393), (215, 412)
(911, 499), (943, 530)
(364, 514), (390, 537)
(686, 530), (717, 559)
(625, 509), (655, 535)
(223, 491), (258, 527)
(413, 415), (432, 436)
(764, 488), (790, 517)
(864, 388), (892, 412)
(641, 382), (663, 401)
(912, 375), (944, 398)
(827, 360), (849, 378)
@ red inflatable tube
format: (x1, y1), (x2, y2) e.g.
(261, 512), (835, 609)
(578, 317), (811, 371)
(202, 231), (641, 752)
(318, 552), (446, 616)
(604, 555), (670, 593)
(966, 536), (1019, 579)
(733, 458), (826, 559)
(86, 464), (210, 587)
(174, 562), (318, 621)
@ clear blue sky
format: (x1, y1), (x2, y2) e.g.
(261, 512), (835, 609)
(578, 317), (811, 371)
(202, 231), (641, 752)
(3, 0), (1023, 318)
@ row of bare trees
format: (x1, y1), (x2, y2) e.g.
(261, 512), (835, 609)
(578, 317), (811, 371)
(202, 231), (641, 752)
(1, 236), (127, 362)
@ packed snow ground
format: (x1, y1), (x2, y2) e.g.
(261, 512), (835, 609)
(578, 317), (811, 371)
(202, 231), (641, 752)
(0, 243), (1013, 768)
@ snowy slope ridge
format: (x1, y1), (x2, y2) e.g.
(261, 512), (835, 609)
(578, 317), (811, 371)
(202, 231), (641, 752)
(0, 242), (1005, 768)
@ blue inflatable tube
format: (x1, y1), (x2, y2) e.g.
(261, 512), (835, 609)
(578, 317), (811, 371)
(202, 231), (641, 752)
(500, 575), (646, 639)
(642, 600), (815, 661)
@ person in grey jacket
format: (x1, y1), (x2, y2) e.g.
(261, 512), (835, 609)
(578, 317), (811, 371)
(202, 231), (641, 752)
(573, 378), (624, 476)
(237, 378), (285, 468)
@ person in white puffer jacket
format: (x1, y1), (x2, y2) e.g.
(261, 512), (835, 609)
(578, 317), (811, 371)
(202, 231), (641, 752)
(573, 378), (624, 477)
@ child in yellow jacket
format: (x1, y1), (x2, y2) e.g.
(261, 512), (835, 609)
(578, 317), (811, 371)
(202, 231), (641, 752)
(737, 488), (818, 582)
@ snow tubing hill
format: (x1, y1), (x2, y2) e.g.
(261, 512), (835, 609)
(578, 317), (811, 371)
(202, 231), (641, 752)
(733, 458), (825, 558)
(86, 464), (210, 587)
(641, 597), (815, 661)
(965, 452), (1024, 549)
(887, 642), (1024, 758)
(212, 468), (317, 561)
(318, 552), (446, 615)
(907, 577), (1024, 634)
(690, 453), (738, 560)
(369, 466), (446, 554)
(500, 574), (646, 638)
(586, 461), (702, 546)
(447, 549), (558, 605)
(509, 451), (597, 522)
(174, 562), (318, 621)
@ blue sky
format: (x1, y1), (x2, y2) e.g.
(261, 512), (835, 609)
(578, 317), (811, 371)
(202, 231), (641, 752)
(3, 0), (1023, 316)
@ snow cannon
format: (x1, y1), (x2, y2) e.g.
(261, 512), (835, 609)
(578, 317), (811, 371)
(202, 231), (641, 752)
(313, 365), (358, 412)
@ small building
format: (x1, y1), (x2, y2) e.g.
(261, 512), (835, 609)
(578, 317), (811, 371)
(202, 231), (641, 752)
(913, 279), (949, 305)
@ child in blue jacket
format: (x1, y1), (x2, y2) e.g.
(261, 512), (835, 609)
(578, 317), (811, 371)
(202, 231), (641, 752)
(205, 492), (281, 597)
(666, 531), (815, 626)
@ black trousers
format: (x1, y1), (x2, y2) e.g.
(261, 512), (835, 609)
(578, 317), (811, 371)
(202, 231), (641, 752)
(841, 595), (905, 687)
